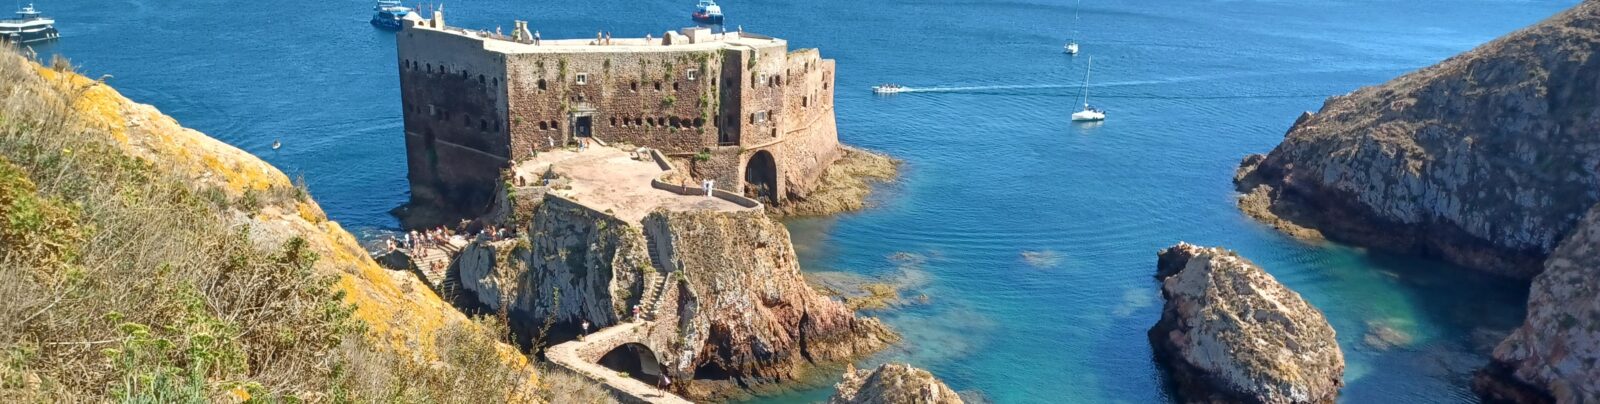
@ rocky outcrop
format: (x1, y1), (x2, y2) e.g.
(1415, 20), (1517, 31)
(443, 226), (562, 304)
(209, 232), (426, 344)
(768, 146), (900, 217)
(1477, 204), (1600, 403)
(1233, 0), (1600, 278)
(828, 363), (963, 404)
(458, 196), (896, 400)
(1150, 243), (1345, 404)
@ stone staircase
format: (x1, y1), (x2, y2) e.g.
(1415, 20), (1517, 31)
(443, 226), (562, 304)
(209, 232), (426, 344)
(638, 228), (675, 320)
(407, 238), (468, 299)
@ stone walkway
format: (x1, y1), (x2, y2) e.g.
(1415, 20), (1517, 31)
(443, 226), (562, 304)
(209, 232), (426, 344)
(511, 146), (751, 223)
(546, 322), (693, 404)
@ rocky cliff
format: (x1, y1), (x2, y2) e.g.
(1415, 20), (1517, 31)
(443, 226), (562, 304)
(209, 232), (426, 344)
(1151, 243), (1345, 404)
(768, 146), (901, 217)
(1233, 0), (1600, 278)
(458, 197), (896, 400)
(1477, 203), (1600, 403)
(828, 363), (963, 404)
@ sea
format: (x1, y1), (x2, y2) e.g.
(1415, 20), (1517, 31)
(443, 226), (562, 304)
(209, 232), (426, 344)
(33, 0), (1579, 402)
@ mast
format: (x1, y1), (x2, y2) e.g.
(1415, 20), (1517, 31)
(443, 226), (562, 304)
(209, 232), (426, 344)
(1080, 57), (1093, 109)
(1071, 0), (1081, 42)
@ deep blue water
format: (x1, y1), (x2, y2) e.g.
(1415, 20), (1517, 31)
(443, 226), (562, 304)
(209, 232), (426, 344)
(36, 0), (1576, 402)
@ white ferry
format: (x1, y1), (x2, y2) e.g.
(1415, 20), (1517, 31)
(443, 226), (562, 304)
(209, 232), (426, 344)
(0, 4), (57, 44)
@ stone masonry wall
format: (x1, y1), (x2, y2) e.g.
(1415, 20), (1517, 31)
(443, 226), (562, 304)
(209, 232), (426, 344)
(505, 50), (728, 158)
(397, 27), (511, 215)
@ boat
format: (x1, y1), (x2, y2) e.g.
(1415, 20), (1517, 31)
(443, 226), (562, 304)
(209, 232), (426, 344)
(1063, 0), (1082, 55)
(692, 0), (724, 25)
(370, 0), (413, 30)
(872, 84), (907, 95)
(0, 3), (58, 44)
(1071, 58), (1106, 122)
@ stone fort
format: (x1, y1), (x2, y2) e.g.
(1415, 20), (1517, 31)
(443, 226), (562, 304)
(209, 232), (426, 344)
(397, 10), (842, 217)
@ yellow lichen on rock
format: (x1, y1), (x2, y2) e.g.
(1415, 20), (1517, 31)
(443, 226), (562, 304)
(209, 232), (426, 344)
(36, 63), (528, 369)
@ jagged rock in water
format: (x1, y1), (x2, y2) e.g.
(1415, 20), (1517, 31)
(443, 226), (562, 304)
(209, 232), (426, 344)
(828, 363), (963, 404)
(1477, 204), (1600, 404)
(1150, 243), (1345, 404)
(457, 197), (896, 401)
(1233, 0), (1600, 278)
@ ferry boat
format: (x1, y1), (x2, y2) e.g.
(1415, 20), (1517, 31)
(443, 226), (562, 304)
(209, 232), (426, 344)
(872, 84), (907, 95)
(370, 0), (413, 30)
(692, 0), (724, 25)
(0, 3), (58, 44)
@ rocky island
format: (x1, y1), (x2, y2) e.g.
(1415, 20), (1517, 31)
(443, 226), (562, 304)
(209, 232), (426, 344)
(1151, 243), (1345, 404)
(1234, 1), (1600, 402)
(828, 363), (964, 404)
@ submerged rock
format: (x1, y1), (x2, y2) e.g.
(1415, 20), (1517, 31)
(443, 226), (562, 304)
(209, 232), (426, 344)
(1150, 243), (1345, 404)
(1233, 0), (1600, 278)
(1477, 204), (1600, 403)
(828, 363), (964, 404)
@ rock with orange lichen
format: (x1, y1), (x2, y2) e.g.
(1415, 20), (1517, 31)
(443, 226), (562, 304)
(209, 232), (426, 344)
(33, 63), (527, 367)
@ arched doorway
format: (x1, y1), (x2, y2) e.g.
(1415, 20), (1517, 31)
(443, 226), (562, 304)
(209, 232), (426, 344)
(597, 343), (664, 385)
(744, 150), (778, 203)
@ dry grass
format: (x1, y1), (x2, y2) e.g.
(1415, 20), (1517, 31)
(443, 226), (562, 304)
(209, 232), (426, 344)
(0, 48), (592, 402)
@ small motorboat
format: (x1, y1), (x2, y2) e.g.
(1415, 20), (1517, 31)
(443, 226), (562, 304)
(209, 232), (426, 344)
(872, 84), (907, 94)
(1064, 41), (1079, 55)
(1071, 58), (1106, 122)
(692, 0), (724, 25)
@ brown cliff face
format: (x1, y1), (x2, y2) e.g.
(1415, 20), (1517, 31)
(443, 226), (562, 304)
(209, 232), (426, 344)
(1151, 243), (1345, 404)
(645, 209), (896, 400)
(1234, 0), (1600, 278)
(1477, 203), (1600, 403)
(457, 198), (895, 401)
(828, 363), (963, 404)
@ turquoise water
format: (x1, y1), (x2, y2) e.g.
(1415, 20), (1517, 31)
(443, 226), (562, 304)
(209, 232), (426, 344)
(35, 0), (1571, 402)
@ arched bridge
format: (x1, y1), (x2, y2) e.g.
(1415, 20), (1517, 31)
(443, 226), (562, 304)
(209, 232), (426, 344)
(546, 322), (691, 404)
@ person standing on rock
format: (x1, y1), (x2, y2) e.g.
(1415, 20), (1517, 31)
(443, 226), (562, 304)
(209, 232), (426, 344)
(658, 370), (671, 390)
(581, 319), (590, 340)
(632, 305), (641, 322)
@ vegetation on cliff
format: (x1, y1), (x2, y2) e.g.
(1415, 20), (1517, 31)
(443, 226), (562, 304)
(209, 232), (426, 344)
(0, 49), (608, 401)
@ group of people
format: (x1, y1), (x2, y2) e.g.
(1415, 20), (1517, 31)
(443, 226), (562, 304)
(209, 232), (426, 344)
(397, 226), (457, 258)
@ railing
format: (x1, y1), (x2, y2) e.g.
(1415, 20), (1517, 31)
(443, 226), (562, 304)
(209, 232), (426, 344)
(646, 149), (763, 209)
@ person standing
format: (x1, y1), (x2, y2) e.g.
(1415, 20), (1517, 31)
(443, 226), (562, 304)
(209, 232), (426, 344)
(581, 319), (591, 340)
(705, 179), (716, 197)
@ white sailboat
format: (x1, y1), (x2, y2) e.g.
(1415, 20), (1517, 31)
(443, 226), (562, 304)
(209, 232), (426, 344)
(1063, 0), (1081, 55)
(1071, 57), (1106, 122)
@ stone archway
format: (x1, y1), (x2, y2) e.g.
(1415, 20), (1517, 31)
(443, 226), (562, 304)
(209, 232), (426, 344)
(597, 342), (664, 385)
(744, 150), (778, 203)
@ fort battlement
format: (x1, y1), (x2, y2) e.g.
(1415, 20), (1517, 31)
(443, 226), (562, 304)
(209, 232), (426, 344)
(397, 10), (841, 220)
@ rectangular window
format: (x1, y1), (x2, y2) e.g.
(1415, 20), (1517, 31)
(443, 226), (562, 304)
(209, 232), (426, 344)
(752, 110), (769, 124)
(428, 104), (437, 117)
(755, 73), (767, 87)
(686, 68), (698, 81)
(576, 73), (589, 85)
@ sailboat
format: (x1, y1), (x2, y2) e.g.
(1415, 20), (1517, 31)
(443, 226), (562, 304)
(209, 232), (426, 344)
(1063, 0), (1081, 55)
(1071, 57), (1106, 122)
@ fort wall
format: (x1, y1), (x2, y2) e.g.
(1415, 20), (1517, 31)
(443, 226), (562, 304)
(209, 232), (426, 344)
(397, 14), (844, 219)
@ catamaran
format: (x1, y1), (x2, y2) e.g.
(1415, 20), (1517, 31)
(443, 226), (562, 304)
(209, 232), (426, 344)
(1071, 58), (1106, 122)
(0, 3), (57, 44)
(1063, 0), (1082, 55)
